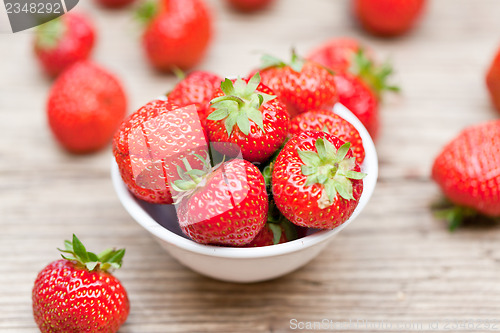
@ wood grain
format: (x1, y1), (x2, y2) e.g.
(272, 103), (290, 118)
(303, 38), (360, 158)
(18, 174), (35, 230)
(2, 0), (500, 332)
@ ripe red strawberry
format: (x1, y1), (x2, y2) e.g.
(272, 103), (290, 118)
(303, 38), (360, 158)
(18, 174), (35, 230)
(174, 158), (268, 246)
(307, 38), (363, 73)
(95, 0), (135, 8)
(432, 120), (500, 230)
(353, 0), (426, 36)
(206, 73), (289, 163)
(245, 199), (298, 247)
(258, 51), (338, 118)
(113, 100), (207, 204)
(139, 0), (212, 72)
(226, 0), (274, 12)
(168, 70), (222, 130)
(486, 48), (500, 113)
(289, 109), (365, 164)
(334, 71), (380, 140)
(32, 235), (129, 333)
(34, 13), (95, 77)
(47, 61), (127, 153)
(272, 131), (365, 229)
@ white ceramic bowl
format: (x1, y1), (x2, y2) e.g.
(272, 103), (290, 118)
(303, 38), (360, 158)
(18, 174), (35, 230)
(111, 103), (378, 283)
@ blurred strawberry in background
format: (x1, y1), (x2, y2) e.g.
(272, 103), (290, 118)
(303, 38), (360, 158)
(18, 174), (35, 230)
(138, 0), (212, 72)
(307, 38), (398, 140)
(226, 0), (275, 12)
(486, 48), (500, 113)
(307, 38), (363, 73)
(47, 62), (127, 153)
(34, 13), (95, 77)
(95, 0), (135, 8)
(353, 0), (426, 37)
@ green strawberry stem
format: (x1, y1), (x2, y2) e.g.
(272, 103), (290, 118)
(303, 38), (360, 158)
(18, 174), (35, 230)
(207, 72), (276, 138)
(266, 199), (298, 244)
(431, 198), (498, 231)
(260, 48), (305, 73)
(36, 17), (66, 50)
(58, 234), (125, 272)
(170, 152), (220, 204)
(298, 139), (366, 208)
(349, 48), (400, 99)
(135, 0), (158, 25)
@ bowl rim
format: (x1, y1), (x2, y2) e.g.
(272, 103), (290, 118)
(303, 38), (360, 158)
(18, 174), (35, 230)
(111, 103), (378, 259)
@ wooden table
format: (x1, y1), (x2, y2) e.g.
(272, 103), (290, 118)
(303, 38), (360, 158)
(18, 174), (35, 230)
(2, 0), (500, 332)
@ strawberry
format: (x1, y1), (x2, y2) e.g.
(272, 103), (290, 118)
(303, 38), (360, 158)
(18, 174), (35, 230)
(246, 199), (298, 247)
(226, 0), (274, 12)
(289, 109), (365, 164)
(173, 157), (268, 246)
(486, 48), (500, 113)
(307, 39), (398, 99)
(353, 0), (426, 36)
(167, 70), (222, 130)
(206, 73), (289, 163)
(32, 235), (129, 333)
(113, 100), (208, 204)
(139, 0), (212, 72)
(258, 51), (338, 118)
(47, 61), (127, 153)
(432, 120), (500, 230)
(272, 131), (365, 229)
(95, 0), (135, 8)
(307, 38), (363, 73)
(334, 71), (380, 140)
(34, 12), (95, 77)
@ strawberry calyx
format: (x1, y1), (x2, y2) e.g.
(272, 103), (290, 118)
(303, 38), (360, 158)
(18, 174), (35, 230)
(431, 198), (494, 231)
(58, 234), (125, 272)
(208, 72), (276, 138)
(349, 48), (400, 99)
(260, 49), (305, 73)
(35, 17), (66, 50)
(298, 138), (366, 208)
(267, 200), (298, 244)
(170, 152), (216, 204)
(135, 0), (158, 25)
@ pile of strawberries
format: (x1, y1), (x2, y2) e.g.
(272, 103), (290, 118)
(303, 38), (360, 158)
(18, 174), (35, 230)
(112, 43), (395, 247)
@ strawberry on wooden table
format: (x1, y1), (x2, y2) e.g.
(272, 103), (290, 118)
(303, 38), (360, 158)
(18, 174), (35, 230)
(34, 12), (95, 77)
(32, 235), (129, 333)
(258, 51), (338, 118)
(139, 0), (212, 72)
(173, 156), (268, 246)
(113, 100), (208, 204)
(167, 70), (223, 130)
(289, 109), (365, 164)
(47, 61), (127, 153)
(206, 73), (289, 163)
(272, 131), (365, 229)
(486, 48), (500, 113)
(353, 0), (426, 36)
(432, 120), (500, 230)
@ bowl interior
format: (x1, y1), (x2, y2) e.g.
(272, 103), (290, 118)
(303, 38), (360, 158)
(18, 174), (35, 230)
(111, 103), (378, 258)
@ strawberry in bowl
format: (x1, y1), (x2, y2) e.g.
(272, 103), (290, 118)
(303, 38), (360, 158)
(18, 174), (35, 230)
(111, 93), (378, 282)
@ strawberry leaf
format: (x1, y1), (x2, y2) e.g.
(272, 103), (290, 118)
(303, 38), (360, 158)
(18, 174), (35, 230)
(247, 108), (265, 132)
(236, 112), (251, 136)
(268, 223), (283, 245)
(220, 78), (235, 96)
(298, 150), (321, 167)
